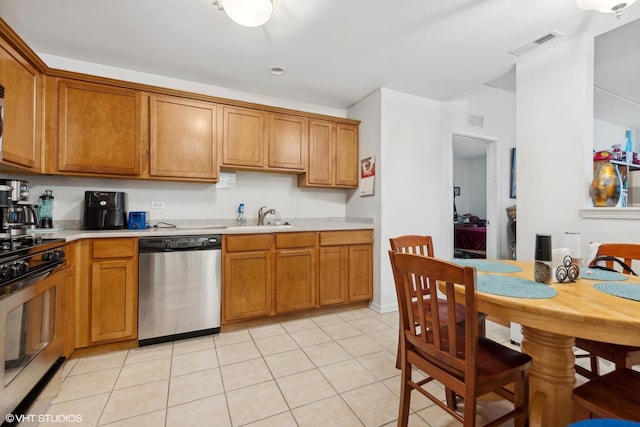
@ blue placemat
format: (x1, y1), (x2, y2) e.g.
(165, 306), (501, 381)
(453, 259), (522, 273)
(594, 283), (640, 302)
(569, 419), (640, 427)
(477, 275), (557, 299)
(581, 268), (629, 281)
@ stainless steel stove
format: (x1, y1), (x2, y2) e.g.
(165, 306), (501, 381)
(0, 236), (66, 296)
(0, 235), (66, 422)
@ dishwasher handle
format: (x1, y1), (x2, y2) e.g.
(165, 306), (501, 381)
(139, 235), (222, 253)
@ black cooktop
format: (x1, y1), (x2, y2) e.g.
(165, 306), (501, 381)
(0, 236), (66, 261)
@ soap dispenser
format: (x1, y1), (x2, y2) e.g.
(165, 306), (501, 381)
(236, 203), (246, 226)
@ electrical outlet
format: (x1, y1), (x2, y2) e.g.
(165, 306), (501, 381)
(151, 201), (165, 209)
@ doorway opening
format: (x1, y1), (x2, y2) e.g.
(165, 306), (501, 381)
(452, 133), (498, 260)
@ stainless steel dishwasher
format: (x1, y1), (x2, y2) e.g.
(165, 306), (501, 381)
(138, 235), (221, 346)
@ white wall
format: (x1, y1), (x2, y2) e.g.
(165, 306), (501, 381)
(40, 54), (346, 118)
(515, 33), (640, 260)
(517, 34), (594, 261)
(468, 156), (487, 218)
(453, 156), (487, 218)
(346, 90), (382, 309)
(448, 85), (516, 259)
(594, 119), (633, 152)
(348, 83), (517, 312)
(347, 88), (450, 312)
(9, 173), (348, 224)
(453, 157), (471, 215)
(380, 89), (450, 312)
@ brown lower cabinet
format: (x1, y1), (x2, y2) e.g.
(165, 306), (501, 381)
(75, 238), (138, 348)
(63, 241), (77, 358)
(318, 230), (373, 305)
(223, 234), (273, 322)
(347, 244), (373, 301)
(223, 230), (372, 324)
(68, 230), (370, 344)
(274, 233), (316, 313)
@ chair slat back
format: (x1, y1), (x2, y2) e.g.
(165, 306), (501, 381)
(389, 251), (478, 376)
(594, 243), (640, 275)
(390, 235), (435, 298)
(389, 235), (434, 257)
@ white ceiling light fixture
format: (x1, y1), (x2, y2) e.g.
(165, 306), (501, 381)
(212, 0), (279, 27)
(576, 0), (637, 18)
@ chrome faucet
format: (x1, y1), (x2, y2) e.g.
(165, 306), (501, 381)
(257, 206), (275, 226)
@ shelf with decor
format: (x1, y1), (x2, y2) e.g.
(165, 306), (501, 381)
(610, 159), (640, 171)
(591, 157), (640, 209)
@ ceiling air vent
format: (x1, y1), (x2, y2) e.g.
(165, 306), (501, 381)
(508, 30), (563, 57)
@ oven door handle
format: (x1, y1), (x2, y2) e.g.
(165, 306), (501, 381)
(0, 263), (62, 301)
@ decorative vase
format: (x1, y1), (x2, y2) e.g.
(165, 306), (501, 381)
(534, 234), (552, 284)
(590, 164), (622, 207)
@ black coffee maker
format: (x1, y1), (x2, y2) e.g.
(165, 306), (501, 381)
(83, 191), (127, 230)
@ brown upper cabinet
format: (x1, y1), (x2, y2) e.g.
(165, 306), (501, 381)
(335, 123), (359, 187)
(298, 120), (359, 188)
(0, 36), (41, 172)
(268, 113), (307, 171)
(55, 79), (143, 176)
(149, 94), (218, 181)
(220, 106), (308, 173)
(221, 105), (266, 169)
(0, 20), (361, 184)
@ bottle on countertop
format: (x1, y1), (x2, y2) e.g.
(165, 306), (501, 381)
(625, 130), (633, 163)
(38, 189), (54, 228)
(236, 203), (246, 226)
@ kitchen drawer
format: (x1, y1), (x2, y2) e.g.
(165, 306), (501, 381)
(225, 234), (273, 252)
(319, 230), (373, 246)
(275, 232), (316, 249)
(92, 238), (136, 259)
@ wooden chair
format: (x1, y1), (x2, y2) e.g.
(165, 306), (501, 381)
(389, 235), (486, 369)
(389, 251), (531, 426)
(574, 243), (640, 379)
(572, 368), (640, 421)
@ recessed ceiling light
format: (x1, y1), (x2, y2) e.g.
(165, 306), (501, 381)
(269, 66), (286, 76)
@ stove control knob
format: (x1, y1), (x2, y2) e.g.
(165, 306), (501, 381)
(0, 266), (8, 280)
(42, 251), (60, 262)
(8, 264), (18, 278)
(49, 249), (65, 261)
(15, 261), (28, 275)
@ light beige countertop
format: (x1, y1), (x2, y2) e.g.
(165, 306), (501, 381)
(31, 217), (374, 242)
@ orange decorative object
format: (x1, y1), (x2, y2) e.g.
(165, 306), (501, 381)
(590, 164), (622, 207)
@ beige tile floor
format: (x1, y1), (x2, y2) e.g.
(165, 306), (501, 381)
(34, 306), (601, 427)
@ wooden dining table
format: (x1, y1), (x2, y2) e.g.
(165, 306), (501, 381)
(453, 260), (640, 427)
